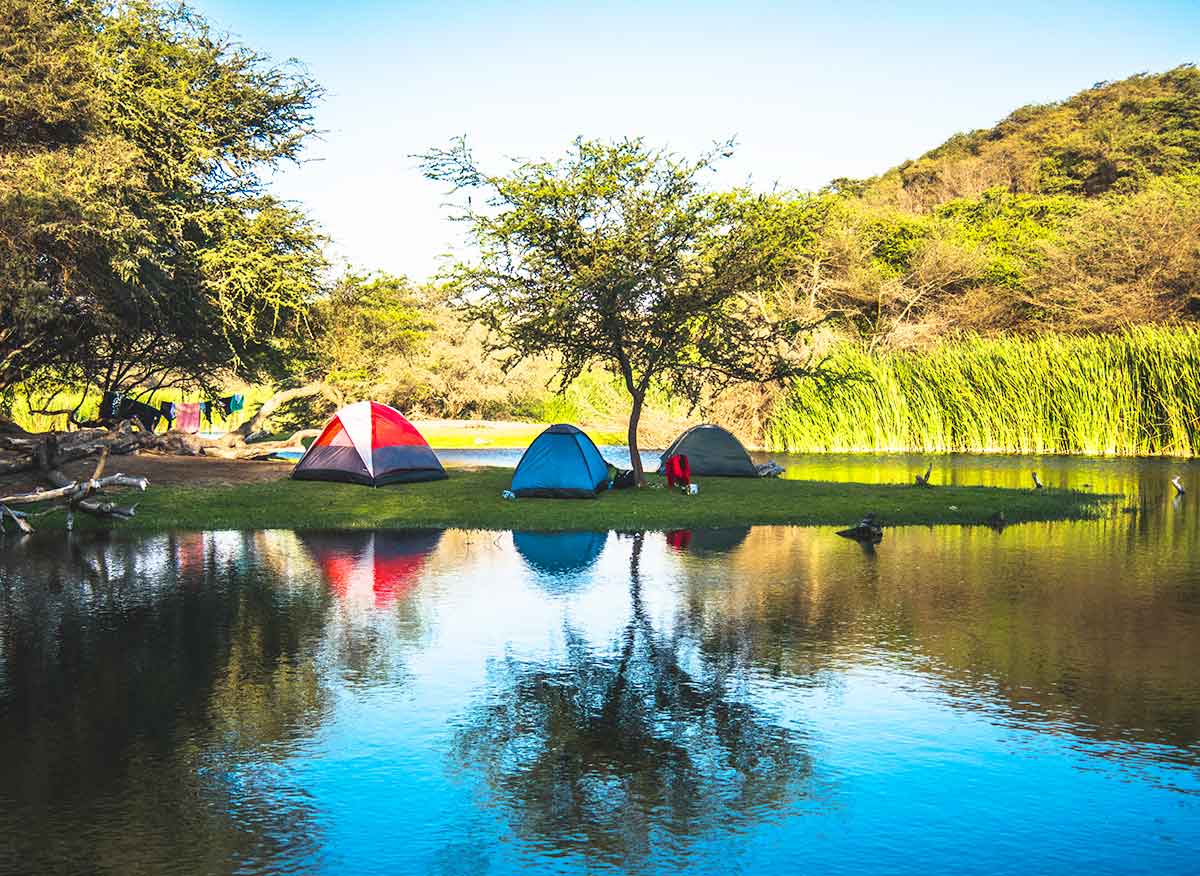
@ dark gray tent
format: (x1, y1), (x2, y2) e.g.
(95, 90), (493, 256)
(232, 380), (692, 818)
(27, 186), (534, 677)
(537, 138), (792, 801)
(658, 424), (757, 477)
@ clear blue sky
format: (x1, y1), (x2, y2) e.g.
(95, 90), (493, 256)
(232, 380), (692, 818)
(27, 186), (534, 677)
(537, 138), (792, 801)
(192, 0), (1198, 281)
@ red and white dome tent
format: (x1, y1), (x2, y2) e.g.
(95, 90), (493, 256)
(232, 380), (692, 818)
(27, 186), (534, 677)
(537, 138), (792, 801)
(292, 401), (447, 486)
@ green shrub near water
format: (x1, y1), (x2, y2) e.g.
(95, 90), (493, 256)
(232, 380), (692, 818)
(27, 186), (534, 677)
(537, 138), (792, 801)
(768, 328), (1200, 455)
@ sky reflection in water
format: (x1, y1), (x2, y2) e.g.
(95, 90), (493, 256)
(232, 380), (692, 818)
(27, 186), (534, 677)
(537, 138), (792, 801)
(1, 462), (1199, 874)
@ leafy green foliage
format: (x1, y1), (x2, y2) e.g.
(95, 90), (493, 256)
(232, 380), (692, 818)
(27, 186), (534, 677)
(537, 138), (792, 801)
(421, 137), (831, 479)
(935, 189), (1078, 287)
(0, 0), (326, 403)
(867, 66), (1200, 207)
(307, 272), (431, 396)
(778, 67), (1200, 343)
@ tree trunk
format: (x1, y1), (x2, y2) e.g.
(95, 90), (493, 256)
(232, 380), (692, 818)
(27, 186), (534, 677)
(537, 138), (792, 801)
(627, 392), (646, 485)
(217, 381), (342, 447)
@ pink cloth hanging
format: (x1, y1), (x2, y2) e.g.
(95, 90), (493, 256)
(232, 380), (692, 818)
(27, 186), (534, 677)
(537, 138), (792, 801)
(176, 402), (201, 434)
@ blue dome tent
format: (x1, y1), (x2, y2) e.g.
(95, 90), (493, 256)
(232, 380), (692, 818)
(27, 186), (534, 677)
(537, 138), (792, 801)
(511, 424), (610, 498)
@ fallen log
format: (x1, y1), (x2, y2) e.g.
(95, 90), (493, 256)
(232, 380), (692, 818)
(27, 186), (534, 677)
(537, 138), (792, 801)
(0, 422), (158, 477)
(0, 472), (149, 506)
(0, 447), (148, 533)
(0, 504), (33, 534)
(0, 383), (333, 477)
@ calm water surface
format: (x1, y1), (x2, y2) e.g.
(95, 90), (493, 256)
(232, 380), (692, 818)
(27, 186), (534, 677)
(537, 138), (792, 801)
(444, 446), (1196, 496)
(1, 457), (1199, 874)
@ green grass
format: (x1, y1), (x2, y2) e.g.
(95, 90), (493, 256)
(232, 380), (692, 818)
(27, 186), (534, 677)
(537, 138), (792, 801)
(39, 467), (1112, 532)
(769, 327), (1200, 456)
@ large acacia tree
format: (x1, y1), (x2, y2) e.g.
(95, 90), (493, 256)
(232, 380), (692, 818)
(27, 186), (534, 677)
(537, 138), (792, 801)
(421, 137), (829, 482)
(0, 0), (325, 415)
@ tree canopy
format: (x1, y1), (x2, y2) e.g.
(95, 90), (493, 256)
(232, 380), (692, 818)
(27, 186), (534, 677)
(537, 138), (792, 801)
(421, 137), (830, 480)
(0, 0), (326, 409)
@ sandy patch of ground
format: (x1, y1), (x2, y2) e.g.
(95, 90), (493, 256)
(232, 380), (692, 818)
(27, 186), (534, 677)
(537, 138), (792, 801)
(0, 451), (294, 494)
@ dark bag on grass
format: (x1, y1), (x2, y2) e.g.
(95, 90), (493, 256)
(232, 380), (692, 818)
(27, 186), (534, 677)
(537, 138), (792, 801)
(613, 469), (637, 489)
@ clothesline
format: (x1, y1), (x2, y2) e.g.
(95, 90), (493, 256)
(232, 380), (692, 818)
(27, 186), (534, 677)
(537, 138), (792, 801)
(99, 390), (244, 433)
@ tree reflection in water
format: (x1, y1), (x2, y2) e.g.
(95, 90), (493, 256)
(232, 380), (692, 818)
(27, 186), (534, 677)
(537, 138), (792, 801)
(0, 531), (333, 874)
(452, 532), (813, 865)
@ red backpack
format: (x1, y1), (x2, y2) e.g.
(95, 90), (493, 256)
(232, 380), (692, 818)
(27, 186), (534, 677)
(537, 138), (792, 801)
(664, 453), (691, 488)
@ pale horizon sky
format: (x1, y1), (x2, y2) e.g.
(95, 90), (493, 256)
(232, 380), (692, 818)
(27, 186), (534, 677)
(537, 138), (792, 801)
(192, 0), (1199, 282)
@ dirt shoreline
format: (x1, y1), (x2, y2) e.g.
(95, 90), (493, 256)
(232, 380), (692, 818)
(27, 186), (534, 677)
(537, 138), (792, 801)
(0, 452), (296, 494)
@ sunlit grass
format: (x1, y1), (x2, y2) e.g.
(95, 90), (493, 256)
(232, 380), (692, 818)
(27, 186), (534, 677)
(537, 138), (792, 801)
(45, 467), (1112, 532)
(769, 327), (1200, 456)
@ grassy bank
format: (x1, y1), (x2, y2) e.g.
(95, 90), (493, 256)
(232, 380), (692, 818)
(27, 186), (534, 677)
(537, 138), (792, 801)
(44, 467), (1111, 532)
(769, 327), (1200, 456)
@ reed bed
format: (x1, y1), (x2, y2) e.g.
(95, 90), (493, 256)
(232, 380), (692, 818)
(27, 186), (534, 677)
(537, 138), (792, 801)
(767, 328), (1200, 456)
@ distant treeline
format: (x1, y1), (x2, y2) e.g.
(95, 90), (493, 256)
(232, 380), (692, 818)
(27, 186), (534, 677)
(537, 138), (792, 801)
(745, 66), (1200, 346)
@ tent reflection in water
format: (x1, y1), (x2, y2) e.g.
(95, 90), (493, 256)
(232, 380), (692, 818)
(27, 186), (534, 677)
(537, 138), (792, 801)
(658, 424), (757, 477)
(665, 527), (752, 556)
(300, 530), (443, 607)
(292, 400), (447, 487)
(513, 531), (609, 591)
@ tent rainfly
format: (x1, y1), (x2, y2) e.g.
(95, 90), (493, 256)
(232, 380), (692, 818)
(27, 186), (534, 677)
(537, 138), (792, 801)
(658, 424), (757, 477)
(292, 400), (447, 486)
(510, 424), (610, 498)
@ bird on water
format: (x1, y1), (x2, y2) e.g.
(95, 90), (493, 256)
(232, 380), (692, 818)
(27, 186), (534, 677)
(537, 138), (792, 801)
(915, 463), (933, 487)
(1032, 472), (1044, 490)
(1171, 476), (1185, 496)
(837, 513), (884, 544)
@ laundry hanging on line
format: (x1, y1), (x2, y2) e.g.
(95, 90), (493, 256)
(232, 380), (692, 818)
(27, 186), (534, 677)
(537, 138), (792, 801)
(99, 391), (124, 422)
(217, 394), (244, 417)
(119, 398), (162, 432)
(159, 401), (176, 424)
(99, 389), (159, 431)
(176, 402), (201, 434)
(199, 401), (213, 425)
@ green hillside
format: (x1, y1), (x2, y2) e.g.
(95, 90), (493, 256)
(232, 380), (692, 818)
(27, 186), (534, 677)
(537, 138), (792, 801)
(791, 66), (1199, 342)
(863, 66), (1200, 208)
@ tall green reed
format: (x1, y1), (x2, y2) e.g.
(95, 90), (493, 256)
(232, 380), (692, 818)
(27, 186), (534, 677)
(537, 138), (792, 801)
(768, 327), (1200, 456)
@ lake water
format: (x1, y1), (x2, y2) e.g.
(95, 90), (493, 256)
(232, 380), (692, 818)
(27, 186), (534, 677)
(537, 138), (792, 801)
(1, 456), (1198, 874)
(444, 445), (1195, 496)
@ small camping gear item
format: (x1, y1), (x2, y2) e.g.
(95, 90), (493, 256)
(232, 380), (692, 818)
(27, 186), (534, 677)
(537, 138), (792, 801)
(612, 469), (637, 489)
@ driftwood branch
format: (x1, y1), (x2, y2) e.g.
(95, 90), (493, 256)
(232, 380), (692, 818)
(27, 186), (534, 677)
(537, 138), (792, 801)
(0, 441), (148, 533)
